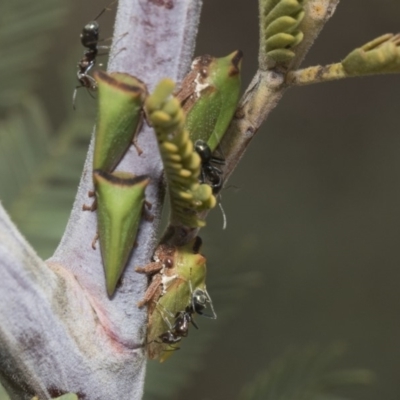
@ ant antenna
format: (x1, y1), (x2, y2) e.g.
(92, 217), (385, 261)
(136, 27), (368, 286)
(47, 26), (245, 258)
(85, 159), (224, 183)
(94, 0), (117, 21)
(218, 200), (227, 230)
(204, 289), (217, 319)
(155, 302), (175, 330)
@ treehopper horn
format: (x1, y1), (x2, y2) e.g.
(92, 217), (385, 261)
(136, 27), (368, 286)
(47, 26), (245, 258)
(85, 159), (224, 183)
(93, 170), (150, 297)
(93, 70), (147, 172)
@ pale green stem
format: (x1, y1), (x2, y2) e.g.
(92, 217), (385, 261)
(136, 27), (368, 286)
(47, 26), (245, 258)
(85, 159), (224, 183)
(286, 62), (347, 85)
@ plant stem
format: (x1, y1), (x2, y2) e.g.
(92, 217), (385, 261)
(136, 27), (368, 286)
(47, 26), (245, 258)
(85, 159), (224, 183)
(286, 63), (346, 85)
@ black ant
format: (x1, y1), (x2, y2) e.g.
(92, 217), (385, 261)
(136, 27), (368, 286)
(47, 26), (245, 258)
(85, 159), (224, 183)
(154, 275), (216, 356)
(73, 2), (115, 109)
(195, 139), (225, 194)
(158, 288), (216, 348)
(157, 307), (198, 349)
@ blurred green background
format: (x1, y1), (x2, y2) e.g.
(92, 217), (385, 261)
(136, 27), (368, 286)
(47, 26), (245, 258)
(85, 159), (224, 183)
(0, 0), (400, 399)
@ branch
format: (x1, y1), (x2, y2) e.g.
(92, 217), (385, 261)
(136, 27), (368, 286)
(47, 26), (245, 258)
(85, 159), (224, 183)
(0, 0), (203, 398)
(222, 0), (340, 179)
(158, 0), (341, 246)
(287, 33), (400, 86)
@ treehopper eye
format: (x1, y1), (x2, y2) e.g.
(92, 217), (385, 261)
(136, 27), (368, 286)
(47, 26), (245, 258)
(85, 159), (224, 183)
(136, 237), (216, 361)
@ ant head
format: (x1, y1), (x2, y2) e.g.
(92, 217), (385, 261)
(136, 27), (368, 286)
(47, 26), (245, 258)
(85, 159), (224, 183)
(191, 288), (217, 319)
(192, 288), (207, 313)
(194, 140), (212, 162)
(81, 21), (100, 48)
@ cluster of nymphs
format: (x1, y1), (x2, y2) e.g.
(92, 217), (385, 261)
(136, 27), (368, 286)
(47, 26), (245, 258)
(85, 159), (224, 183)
(80, 28), (242, 359)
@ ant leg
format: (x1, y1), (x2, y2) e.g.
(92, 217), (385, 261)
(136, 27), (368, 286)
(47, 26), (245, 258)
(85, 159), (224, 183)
(212, 165), (223, 174)
(107, 45), (127, 65)
(202, 289), (217, 319)
(86, 74), (97, 90)
(190, 315), (199, 329)
(91, 232), (99, 250)
(72, 85), (83, 110)
(132, 115), (144, 155)
(93, 0), (117, 21)
(84, 59), (96, 75)
(211, 174), (223, 190)
(218, 200), (227, 230)
(155, 303), (176, 330)
(82, 197), (97, 211)
(97, 33), (128, 53)
(87, 88), (96, 99)
(199, 169), (206, 184)
(133, 140), (143, 156)
(99, 31), (128, 47)
(210, 156), (225, 165)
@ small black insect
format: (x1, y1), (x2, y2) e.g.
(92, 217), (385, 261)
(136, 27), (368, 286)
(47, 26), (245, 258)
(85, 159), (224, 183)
(73, 4), (113, 108)
(191, 288), (217, 319)
(157, 307), (198, 350)
(194, 139), (225, 194)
